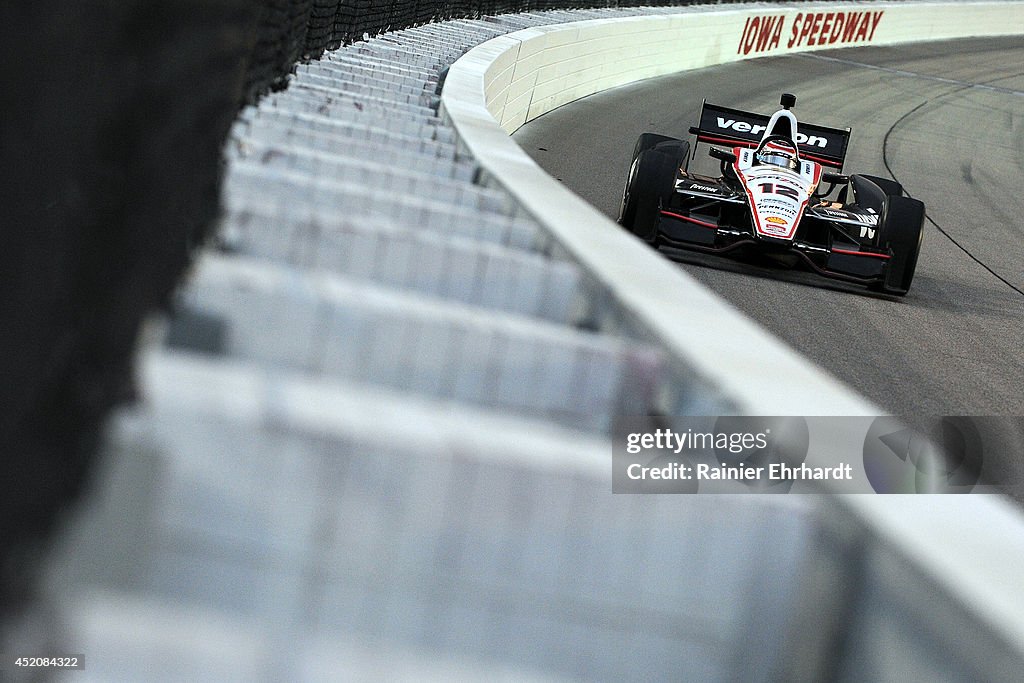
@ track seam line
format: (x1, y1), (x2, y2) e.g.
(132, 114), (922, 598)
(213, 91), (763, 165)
(875, 83), (1024, 298)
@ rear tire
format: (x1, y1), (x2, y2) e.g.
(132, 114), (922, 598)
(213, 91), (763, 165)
(878, 196), (925, 296)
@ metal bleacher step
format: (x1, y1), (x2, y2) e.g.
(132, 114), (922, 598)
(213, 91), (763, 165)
(167, 254), (662, 432)
(217, 209), (583, 323)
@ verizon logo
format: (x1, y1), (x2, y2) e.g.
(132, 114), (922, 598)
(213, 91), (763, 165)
(715, 117), (828, 148)
(738, 11), (884, 56)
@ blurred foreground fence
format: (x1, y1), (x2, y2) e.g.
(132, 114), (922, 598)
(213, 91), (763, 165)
(0, 0), (791, 623)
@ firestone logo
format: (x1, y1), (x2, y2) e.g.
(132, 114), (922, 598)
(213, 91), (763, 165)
(737, 11), (884, 56)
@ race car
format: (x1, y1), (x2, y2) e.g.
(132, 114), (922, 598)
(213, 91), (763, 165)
(617, 93), (924, 295)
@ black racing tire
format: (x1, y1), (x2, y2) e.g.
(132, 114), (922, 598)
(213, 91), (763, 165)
(617, 149), (680, 243)
(632, 133), (679, 162)
(650, 139), (691, 173)
(877, 196), (925, 296)
(860, 174), (904, 198)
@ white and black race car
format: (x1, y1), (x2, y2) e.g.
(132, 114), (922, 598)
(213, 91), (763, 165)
(617, 94), (924, 295)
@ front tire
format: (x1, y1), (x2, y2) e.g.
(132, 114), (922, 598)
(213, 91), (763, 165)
(617, 148), (682, 243)
(860, 174), (904, 197)
(878, 196), (925, 296)
(632, 133), (679, 162)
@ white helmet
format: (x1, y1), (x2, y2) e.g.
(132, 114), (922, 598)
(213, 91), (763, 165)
(756, 138), (799, 171)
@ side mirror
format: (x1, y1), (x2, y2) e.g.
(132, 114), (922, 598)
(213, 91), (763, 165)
(709, 147), (737, 163)
(822, 172), (849, 184)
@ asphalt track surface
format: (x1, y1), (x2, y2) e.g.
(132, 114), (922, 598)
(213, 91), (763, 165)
(515, 36), (1024, 490)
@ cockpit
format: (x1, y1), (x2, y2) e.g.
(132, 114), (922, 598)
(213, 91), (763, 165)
(753, 93), (802, 171)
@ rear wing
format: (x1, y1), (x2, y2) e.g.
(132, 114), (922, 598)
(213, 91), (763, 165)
(688, 100), (851, 170)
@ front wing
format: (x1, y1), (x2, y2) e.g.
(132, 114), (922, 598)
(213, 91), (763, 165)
(656, 179), (892, 286)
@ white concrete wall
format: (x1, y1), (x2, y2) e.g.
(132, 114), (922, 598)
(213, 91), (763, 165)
(484, 2), (1024, 132)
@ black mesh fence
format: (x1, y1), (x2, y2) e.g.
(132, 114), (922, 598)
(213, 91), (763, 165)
(0, 0), (259, 617)
(0, 0), (810, 623)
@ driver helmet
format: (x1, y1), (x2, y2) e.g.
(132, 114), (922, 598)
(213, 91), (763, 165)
(756, 140), (799, 171)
